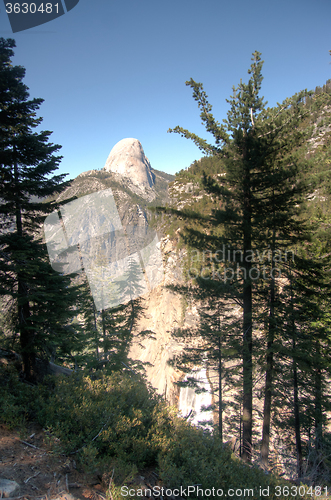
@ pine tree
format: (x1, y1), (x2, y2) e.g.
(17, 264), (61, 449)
(170, 281), (242, 441)
(168, 51), (265, 460)
(0, 38), (76, 382)
(168, 51), (315, 462)
(78, 255), (152, 373)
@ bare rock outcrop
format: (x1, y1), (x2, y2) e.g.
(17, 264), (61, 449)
(129, 238), (193, 405)
(129, 285), (184, 405)
(103, 138), (156, 199)
(0, 478), (20, 498)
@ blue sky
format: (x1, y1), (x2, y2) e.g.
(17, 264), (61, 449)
(0, 0), (330, 180)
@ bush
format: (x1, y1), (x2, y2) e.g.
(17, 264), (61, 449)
(0, 363), (36, 428)
(0, 366), (311, 498)
(34, 371), (168, 469)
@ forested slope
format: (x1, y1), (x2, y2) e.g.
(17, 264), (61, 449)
(156, 65), (331, 478)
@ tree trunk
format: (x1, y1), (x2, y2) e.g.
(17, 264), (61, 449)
(314, 340), (322, 449)
(101, 299), (108, 365)
(289, 264), (303, 478)
(242, 156), (253, 462)
(19, 285), (36, 382)
(261, 243), (276, 466)
(218, 334), (223, 442)
(293, 338), (303, 478)
(94, 306), (99, 361)
(261, 307), (274, 465)
(242, 289), (252, 461)
(14, 159), (37, 382)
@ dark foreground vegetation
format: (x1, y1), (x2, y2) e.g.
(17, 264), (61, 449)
(0, 361), (317, 500)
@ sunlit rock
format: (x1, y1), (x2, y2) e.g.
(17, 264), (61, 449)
(104, 138), (155, 189)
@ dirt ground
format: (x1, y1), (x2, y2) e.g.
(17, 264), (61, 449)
(0, 422), (108, 500)
(0, 423), (165, 500)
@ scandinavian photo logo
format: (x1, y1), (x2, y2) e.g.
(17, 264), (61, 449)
(44, 189), (164, 311)
(187, 246), (295, 282)
(3, 0), (79, 33)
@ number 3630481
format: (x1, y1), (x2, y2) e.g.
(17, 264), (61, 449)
(5, 3), (59, 14)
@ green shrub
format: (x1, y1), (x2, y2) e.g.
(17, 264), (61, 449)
(0, 363), (36, 428)
(157, 419), (310, 500)
(0, 365), (311, 498)
(34, 371), (165, 469)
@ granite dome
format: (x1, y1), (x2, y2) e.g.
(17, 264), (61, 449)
(103, 138), (155, 189)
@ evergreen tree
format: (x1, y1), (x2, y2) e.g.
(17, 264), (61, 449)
(170, 281), (241, 441)
(0, 38), (77, 382)
(168, 51), (315, 462)
(79, 255), (152, 373)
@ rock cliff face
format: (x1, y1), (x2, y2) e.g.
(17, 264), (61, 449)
(128, 238), (194, 405)
(103, 138), (156, 200)
(54, 139), (183, 402)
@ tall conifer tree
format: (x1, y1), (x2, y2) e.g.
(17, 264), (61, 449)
(0, 38), (76, 382)
(168, 51), (314, 461)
